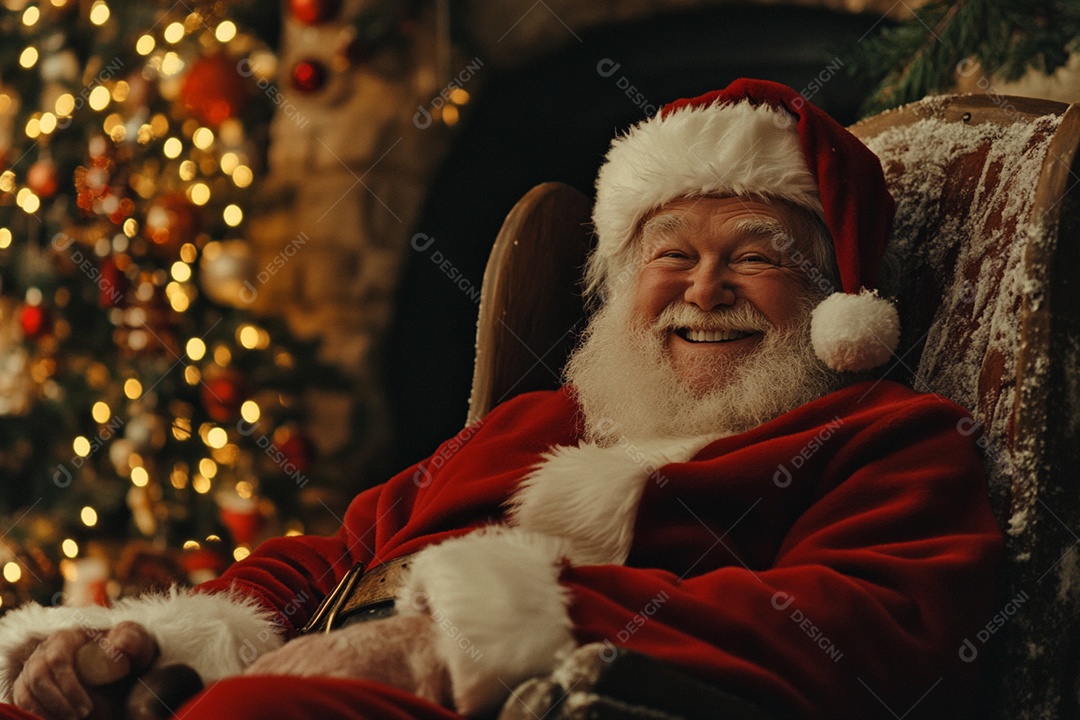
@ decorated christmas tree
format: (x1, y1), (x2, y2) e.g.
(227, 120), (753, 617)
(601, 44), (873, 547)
(0, 0), (338, 611)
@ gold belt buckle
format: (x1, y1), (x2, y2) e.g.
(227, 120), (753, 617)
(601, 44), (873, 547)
(298, 554), (414, 635)
(300, 561), (365, 636)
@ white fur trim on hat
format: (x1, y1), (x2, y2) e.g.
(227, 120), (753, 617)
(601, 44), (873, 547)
(810, 289), (900, 372)
(590, 101), (823, 293)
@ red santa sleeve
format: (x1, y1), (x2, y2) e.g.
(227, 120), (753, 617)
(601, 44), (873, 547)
(397, 390), (1004, 719)
(559, 397), (1005, 719)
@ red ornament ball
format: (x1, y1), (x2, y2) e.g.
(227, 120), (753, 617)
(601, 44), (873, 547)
(201, 369), (247, 423)
(218, 495), (265, 546)
(289, 0), (341, 24)
(181, 55), (250, 126)
(291, 59), (328, 94)
(19, 304), (51, 339)
(27, 160), (59, 198)
(276, 427), (316, 477)
(145, 193), (200, 255)
(180, 545), (229, 585)
(98, 257), (128, 308)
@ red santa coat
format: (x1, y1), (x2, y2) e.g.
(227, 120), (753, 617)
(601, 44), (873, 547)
(196, 379), (1003, 718)
(0, 380), (1003, 718)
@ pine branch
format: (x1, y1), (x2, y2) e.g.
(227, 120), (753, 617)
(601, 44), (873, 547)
(850, 0), (1080, 116)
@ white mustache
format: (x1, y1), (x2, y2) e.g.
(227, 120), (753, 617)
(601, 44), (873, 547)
(654, 302), (772, 333)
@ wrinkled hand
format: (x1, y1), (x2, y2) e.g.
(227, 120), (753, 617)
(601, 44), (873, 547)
(245, 614), (451, 706)
(12, 621), (158, 720)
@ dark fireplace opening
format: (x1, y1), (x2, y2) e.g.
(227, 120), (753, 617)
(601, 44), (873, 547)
(384, 3), (888, 469)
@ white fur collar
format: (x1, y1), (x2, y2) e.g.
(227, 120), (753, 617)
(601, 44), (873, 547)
(505, 434), (722, 565)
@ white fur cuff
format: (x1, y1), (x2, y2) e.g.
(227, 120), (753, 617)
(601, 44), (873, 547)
(396, 527), (576, 715)
(507, 435), (715, 566)
(0, 588), (283, 701)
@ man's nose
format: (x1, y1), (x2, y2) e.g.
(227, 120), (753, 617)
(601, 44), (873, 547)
(682, 262), (736, 310)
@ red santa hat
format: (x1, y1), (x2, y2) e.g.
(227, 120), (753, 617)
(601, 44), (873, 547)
(591, 78), (900, 372)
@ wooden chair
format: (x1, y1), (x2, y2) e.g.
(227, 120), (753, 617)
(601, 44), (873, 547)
(467, 182), (593, 426)
(473, 95), (1080, 719)
(850, 95), (1080, 720)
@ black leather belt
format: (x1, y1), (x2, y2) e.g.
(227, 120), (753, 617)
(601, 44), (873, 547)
(300, 554), (415, 634)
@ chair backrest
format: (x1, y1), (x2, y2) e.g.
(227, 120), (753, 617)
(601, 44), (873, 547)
(467, 182), (592, 425)
(849, 94), (1080, 719)
(470, 94), (1080, 719)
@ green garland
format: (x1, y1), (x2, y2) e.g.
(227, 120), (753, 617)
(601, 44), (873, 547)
(851, 0), (1080, 116)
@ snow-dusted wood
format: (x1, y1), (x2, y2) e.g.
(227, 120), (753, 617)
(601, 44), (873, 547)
(852, 93), (1080, 720)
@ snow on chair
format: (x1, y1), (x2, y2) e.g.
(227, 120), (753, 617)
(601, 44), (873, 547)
(851, 93), (1080, 719)
(472, 94), (1080, 719)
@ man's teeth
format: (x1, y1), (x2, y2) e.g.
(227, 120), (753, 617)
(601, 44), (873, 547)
(682, 329), (753, 342)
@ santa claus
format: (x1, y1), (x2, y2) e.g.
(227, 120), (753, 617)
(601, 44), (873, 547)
(0, 79), (1002, 720)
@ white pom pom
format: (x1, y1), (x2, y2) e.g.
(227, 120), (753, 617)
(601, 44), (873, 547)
(810, 290), (900, 372)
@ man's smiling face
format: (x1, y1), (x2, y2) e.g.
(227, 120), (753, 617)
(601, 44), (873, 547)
(629, 195), (816, 393)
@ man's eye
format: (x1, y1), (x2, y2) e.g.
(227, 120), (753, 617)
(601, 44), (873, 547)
(738, 254), (774, 264)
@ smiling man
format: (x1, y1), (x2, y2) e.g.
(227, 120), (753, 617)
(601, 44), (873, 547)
(567, 195), (839, 442)
(0, 79), (1003, 720)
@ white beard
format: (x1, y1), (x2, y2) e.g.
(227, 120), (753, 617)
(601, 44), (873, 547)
(564, 291), (841, 444)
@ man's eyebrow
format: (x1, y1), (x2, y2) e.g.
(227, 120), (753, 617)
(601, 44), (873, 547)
(729, 217), (790, 239)
(639, 212), (691, 242)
